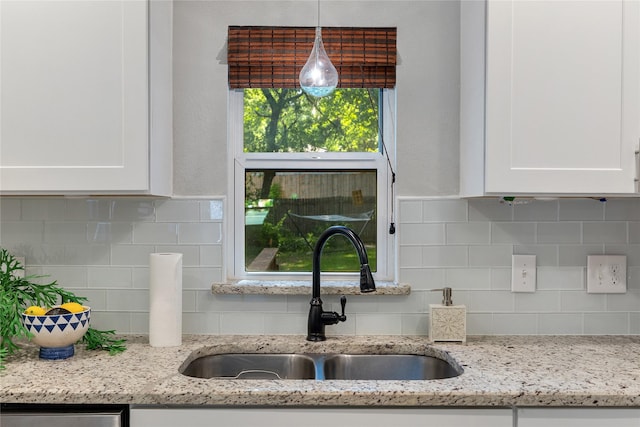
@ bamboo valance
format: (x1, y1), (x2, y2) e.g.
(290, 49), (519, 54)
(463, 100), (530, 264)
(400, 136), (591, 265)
(227, 26), (397, 89)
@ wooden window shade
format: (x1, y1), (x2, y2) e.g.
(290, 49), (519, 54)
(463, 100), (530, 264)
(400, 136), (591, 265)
(227, 26), (397, 89)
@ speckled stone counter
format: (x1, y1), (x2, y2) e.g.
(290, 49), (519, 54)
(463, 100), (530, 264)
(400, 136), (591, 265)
(1, 335), (639, 407)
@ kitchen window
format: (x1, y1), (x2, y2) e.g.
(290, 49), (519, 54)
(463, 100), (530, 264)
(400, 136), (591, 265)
(226, 27), (397, 282)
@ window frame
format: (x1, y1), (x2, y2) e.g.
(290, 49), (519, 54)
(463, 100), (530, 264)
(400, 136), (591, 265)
(226, 88), (396, 282)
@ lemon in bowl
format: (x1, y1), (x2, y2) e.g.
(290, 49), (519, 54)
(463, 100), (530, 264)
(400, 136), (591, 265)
(21, 305), (91, 360)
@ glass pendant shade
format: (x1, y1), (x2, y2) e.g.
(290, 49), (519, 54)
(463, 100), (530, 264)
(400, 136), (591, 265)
(299, 27), (339, 97)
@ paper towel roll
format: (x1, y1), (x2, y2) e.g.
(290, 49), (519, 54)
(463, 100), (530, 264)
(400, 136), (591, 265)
(149, 253), (182, 347)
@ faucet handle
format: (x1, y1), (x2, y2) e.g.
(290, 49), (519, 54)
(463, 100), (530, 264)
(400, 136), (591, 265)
(338, 295), (347, 322)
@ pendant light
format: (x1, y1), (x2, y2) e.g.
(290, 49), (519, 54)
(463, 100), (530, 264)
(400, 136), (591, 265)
(299, 0), (338, 97)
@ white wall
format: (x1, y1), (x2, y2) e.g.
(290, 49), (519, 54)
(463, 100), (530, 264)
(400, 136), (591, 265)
(172, 0), (460, 197)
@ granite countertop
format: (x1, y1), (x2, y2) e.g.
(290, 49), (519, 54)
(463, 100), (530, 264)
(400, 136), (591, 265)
(1, 335), (639, 407)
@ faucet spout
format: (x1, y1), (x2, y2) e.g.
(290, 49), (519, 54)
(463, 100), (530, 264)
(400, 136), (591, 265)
(307, 226), (376, 341)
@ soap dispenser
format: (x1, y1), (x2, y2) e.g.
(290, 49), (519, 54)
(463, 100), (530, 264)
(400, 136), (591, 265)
(429, 287), (466, 343)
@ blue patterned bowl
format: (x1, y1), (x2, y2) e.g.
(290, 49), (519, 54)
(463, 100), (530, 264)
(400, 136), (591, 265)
(21, 306), (91, 349)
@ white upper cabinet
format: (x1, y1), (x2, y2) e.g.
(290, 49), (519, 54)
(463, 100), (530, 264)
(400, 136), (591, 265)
(461, 0), (640, 196)
(0, 1), (172, 195)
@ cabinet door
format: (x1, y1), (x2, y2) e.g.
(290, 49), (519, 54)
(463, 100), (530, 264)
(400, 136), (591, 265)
(518, 408), (640, 427)
(0, 1), (149, 194)
(130, 408), (513, 427)
(484, 0), (639, 194)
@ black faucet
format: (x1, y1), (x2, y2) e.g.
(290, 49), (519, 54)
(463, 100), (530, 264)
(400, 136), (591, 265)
(307, 226), (376, 341)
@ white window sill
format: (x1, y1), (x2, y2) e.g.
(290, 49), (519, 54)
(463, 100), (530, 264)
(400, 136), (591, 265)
(211, 280), (410, 295)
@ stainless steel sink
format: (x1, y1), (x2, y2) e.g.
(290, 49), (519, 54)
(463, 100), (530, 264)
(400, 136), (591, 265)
(322, 354), (460, 380)
(180, 353), (316, 379)
(180, 353), (462, 381)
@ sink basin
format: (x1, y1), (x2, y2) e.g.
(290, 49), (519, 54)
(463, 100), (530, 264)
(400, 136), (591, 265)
(181, 353), (316, 379)
(322, 354), (460, 380)
(181, 352), (462, 381)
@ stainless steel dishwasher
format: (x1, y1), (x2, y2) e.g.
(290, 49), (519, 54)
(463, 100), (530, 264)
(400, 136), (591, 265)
(0, 404), (128, 427)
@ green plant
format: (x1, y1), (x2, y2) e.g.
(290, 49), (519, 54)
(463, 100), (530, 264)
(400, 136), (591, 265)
(0, 248), (126, 369)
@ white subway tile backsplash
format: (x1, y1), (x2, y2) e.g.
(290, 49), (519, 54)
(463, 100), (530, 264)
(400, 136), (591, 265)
(178, 222), (222, 244)
(398, 200), (423, 223)
(398, 268), (445, 290)
(355, 313), (402, 335)
(106, 289), (149, 311)
(220, 312), (265, 334)
(41, 266), (88, 287)
(605, 244), (640, 266)
(490, 268), (512, 290)
(466, 313), (493, 335)
(133, 223), (178, 244)
(629, 267), (640, 289)
(491, 222), (536, 244)
(560, 291), (606, 312)
(558, 245), (604, 266)
(21, 199), (66, 220)
(468, 199), (513, 222)
(446, 222), (491, 244)
(264, 313), (307, 334)
(630, 313), (640, 334)
(199, 245), (223, 267)
(492, 313), (538, 334)
(445, 268), (491, 290)
(156, 200), (201, 222)
(183, 312), (220, 334)
(64, 244), (111, 265)
(422, 199), (467, 222)
(559, 199), (605, 221)
(583, 222), (628, 244)
(130, 313), (150, 334)
(537, 222), (581, 244)
(466, 290), (514, 312)
(3, 196), (638, 336)
(514, 291), (560, 312)
(44, 222), (88, 244)
(401, 314), (429, 336)
(537, 267), (584, 290)
(468, 245), (512, 267)
(630, 223), (640, 243)
(0, 198), (21, 220)
(398, 246), (424, 268)
(604, 199), (640, 221)
(90, 311), (131, 332)
(422, 246), (468, 267)
(2, 221), (44, 246)
(513, 200), (558, 221)
(88, 266), (133, 288)
(111, 244), (156, 266)
(584, 312), (629, 334)
(200, 200), (224, 221)
(606, 291), (640, 312)
(399, 223), (445, 245)
(73, 289), (107, 310)
(538, 313), (583, 335)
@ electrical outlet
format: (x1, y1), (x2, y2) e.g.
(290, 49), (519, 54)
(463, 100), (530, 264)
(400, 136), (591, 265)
(587, 255), (627, 293)
(511, 255), (536, 292)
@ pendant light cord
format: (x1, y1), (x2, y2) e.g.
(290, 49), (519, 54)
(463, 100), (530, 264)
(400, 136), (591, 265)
(366, 87), (396, 235)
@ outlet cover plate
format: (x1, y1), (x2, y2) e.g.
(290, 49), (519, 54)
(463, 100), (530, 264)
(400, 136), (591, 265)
(587, 255), (627, 293)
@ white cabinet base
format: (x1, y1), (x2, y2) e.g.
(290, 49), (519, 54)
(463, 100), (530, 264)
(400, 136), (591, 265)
(131, 408), (512, 427)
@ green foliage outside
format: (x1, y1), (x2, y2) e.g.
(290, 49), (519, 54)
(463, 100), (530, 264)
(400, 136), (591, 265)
(243, 88), (380, 272)
(243, 88), (380, 154)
